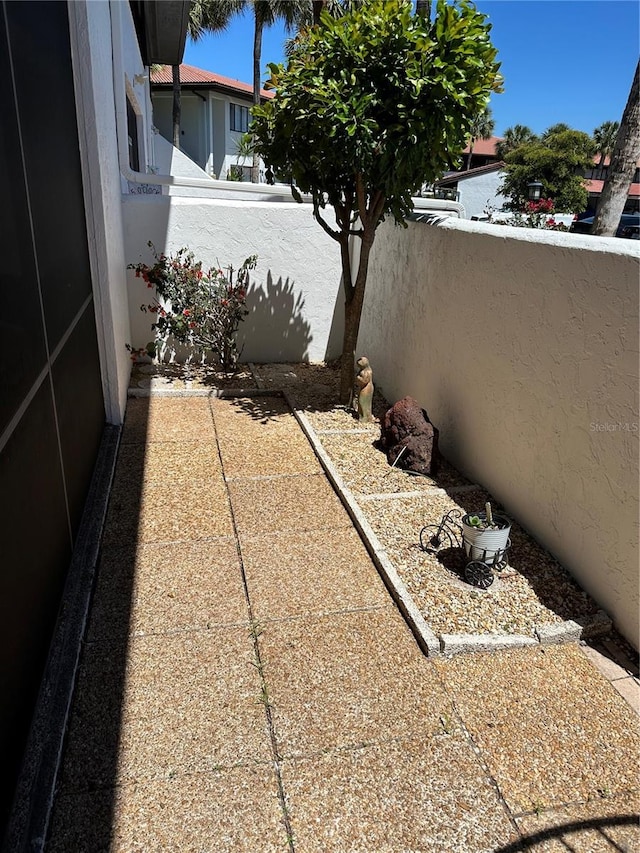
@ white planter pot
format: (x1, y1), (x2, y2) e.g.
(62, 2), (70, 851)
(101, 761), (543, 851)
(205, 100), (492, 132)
(461, 513), (511, 564)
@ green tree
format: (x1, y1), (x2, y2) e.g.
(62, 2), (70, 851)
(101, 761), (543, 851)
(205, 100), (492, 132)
(494, 124), (537, 160)
(252, 0), (501, 402)
(499, 127), (594, 213)
(250, 1), (309, 182)
(465, 105), (495, 170)
(593, 120), (620, 178)
(593, 61), (640, 236)
(540, 122), (571, 141)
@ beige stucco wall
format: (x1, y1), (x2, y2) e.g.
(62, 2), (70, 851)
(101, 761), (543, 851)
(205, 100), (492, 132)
(359, 218), (639, 647)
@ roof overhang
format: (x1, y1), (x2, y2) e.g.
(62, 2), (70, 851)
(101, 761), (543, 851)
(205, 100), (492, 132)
(129, 1), (190, 66)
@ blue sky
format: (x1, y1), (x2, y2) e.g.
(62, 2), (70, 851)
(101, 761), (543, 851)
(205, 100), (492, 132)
(183, 1), (640, 137)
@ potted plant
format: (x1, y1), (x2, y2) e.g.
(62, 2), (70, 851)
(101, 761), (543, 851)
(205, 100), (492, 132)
(461, 501), (511, 565)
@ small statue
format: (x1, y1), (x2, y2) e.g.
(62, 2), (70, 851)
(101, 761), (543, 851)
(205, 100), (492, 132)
(354, 356), (374, 422)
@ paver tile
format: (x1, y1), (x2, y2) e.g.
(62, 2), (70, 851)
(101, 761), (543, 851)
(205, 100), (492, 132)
(217, 433), (321, 477)
(121, 397), (215, 444)
(111, 441), (223, 489)
(227, 474), (349, 535)
(240, 528), (390, 620)
(282, 734), (519, 853)
(515, 792), (640, 852)
(259, 608), (451, 757)
(102, 480), (234, 545)
(59, 628), (271, 788)
(210, 395), (293, 427)
(434, 645), (640, 813)
(87, 539), (248, 641)
(47, 765), (288, 852)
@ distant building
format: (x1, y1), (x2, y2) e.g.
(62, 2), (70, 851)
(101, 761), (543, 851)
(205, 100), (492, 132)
(448, 138), (640, 216)
(150, 64), (273, 181)
(434, 163), (507, 219)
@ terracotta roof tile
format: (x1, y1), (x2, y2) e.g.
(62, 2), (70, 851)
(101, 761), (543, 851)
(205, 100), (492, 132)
(461, 136), (502, 156)
(586, 179), (640, 197)
(150, 63), (273, 98)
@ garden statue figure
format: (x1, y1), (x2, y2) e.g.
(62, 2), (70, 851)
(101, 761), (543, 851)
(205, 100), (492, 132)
(355, 356), (374, 422)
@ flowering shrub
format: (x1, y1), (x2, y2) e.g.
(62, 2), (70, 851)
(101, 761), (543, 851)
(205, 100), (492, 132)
(127, 242), (257, 371)
(524, 198), (554, 215)
(486, 198), (569, 231)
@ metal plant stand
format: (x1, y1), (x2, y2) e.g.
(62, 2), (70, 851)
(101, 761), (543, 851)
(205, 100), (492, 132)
(419, 509), (511, 589)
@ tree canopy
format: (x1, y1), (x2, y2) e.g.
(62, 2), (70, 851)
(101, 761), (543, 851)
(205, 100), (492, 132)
(252, 0), (501, 400)
(499, 127), (594, 213)
(494, 125), (537, 161)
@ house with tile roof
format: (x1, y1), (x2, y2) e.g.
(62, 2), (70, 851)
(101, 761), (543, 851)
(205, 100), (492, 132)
(434, 162), (508, 219)
(150, 64), (274, 181)
(456, 137), (640, 216)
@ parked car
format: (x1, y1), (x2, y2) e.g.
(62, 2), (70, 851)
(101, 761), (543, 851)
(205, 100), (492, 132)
(570, 212), (640, 237)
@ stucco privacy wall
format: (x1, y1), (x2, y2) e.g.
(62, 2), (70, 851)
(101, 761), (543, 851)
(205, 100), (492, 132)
(122, 195), (344, 363)
(359, 218), (639, 647)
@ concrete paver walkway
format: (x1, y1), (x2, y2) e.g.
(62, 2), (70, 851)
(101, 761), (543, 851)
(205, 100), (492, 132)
(46, 394), (639, 851)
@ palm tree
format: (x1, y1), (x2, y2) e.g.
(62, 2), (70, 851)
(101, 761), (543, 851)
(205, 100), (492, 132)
(541, 122), (571, 142)
(170, 0), (245, 150)
(494, 124), (537, 160)
(465, 106), (495, 170)
(593, 61), (640, 237)
(250, 1), (309, 182)
(593, 120), (620, 178)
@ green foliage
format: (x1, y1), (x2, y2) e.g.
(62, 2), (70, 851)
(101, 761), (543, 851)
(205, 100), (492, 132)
(252, 0), (502, 228)
(251, 0), (500, 401)
(592, 120), (619, 170)
(127, 243), (256, 371)
(500, 128), (594, 213)
(495, 124), (537, 161)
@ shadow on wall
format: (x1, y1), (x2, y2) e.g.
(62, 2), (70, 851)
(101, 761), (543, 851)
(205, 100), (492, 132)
(239, 272), (313, 363)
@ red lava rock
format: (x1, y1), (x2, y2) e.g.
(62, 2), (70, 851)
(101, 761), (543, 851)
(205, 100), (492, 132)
(379, 396), (440, 476)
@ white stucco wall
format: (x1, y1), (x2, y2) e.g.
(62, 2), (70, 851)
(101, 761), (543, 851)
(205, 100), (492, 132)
(456, 170), (507, 219)
(359, 218), (640, 647)
(122, 195), (344, 363)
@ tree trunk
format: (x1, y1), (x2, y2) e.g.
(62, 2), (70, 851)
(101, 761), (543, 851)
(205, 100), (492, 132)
(339, 231), (375, 405)
(592, 61), (639, 236)
(172, 64), (181, 149)
(251, 15), (263, 183)
(415, 0), (431, 19)
(466, 141), (474, 171)
(312, 0), (327, 26)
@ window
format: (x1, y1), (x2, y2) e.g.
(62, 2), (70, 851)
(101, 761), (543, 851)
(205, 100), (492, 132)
(230, 103), (249, 133)
(126, 96), (140, 171)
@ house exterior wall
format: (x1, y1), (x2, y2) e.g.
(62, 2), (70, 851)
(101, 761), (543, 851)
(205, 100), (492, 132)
(69, 0), (149, 425)
(151, 88), (267, 182)
(153, 91), (208, 169)
(359, 218), (640, 647)
(456, 170), (508, 218)
(122, 195), (345, 363)
(211, 96), (227, 178)
(0, 0), (109, 829)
